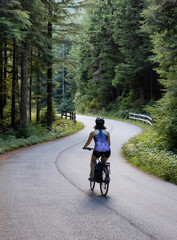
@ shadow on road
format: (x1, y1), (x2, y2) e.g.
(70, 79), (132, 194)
(79, 189), (113, 211)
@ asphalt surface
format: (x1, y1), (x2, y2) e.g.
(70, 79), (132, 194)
(0, 116), (177, 240)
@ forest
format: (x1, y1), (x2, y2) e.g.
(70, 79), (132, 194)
(0, 0), (177, 151)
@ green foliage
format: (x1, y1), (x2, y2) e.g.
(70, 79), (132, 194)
(116, 90), (140, 110)
(0, 1), (31, 40)
(39, 105), (58, 125)
(66, 0), (160, 116)
(123, 128), (177, 184)
(0, 0), (80, 130)
(0, 118), (83, 154)
(142, 0), (177, 149)
(57, 96), (75, 112)
(67, 0), (121, 113)
(112, 0), (155, 106)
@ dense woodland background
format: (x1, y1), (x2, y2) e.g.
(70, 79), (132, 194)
(0, 0), (177, 150)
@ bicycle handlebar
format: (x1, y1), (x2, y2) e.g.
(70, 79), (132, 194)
(85, 147), (94, 151)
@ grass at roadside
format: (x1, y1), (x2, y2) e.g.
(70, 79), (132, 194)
(0, 118), (84, 154)
(122, 125), (177, 185)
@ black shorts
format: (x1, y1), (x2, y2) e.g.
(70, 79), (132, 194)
(93, 150), (111, 159)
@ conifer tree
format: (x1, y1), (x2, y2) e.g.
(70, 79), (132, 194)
(67, 0), (161, 113)
(11, 39), (18, 128)
(46, 1), (53, 128)
(19, 0), (47, 128)
(142, 0), (177, 149)
(0, 0), (84, 130)
(0, 0), (31, 127)
(69, 0), (121, 112)
(112, 0), (157, 108)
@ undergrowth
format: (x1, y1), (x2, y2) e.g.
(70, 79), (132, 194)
(122, 127), (177, 185)
(0, 118), (83, 154)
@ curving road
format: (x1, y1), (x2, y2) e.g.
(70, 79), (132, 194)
(0, 116), (177, 240)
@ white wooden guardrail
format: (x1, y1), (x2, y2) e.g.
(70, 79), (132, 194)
(129, 112), (153, 125)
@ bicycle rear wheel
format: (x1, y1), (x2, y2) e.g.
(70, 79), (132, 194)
(90, 180), (95, 191)
(100, 168), (109, 196)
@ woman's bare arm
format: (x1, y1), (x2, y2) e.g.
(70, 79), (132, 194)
(107, 132), (111, 146)
(83, 132), (94, 149)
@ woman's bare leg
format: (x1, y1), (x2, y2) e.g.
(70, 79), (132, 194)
(101, 157), (108, 162)
(101, 157), (110, 180)
(90, 153), (97, 178)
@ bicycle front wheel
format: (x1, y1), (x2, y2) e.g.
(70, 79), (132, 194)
(90, 180), (95, 191)
(100, 168), (109, 196)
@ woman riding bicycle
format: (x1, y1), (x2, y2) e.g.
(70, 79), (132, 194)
(83, 118), (111, 181)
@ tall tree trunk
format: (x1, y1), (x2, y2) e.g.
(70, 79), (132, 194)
(17, 58), (20, 115)
(47, 6), (53, 129)
(36, 75), (40, 123)
(29, 48), (32, 122)
(3, 39), (7, 108)
(36, 51), (40, 123)
(11, 39), (17, 129)
(0, 40), (3, 121)
(20, 39), (28, 128)
(140, 86), (144, 106)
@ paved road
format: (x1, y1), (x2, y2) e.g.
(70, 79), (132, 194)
(0, 116), (177, 240)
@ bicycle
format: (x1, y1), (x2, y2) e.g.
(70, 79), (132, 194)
(86, 147), (111, 196)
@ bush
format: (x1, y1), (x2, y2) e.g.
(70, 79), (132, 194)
(0, 118), (83, 154)
(57, 97), (75, 113)
(123, 128), (177, 184)
(116, 110), (129, 119)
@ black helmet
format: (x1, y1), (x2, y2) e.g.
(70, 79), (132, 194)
(95, 117), (105, 126)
